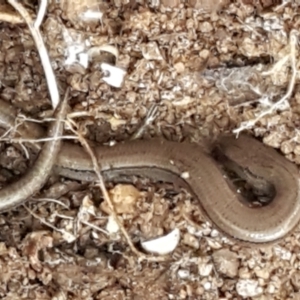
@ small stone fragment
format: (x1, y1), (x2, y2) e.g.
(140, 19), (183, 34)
(292, 292), (300, 300)
(106, 215), (120, 233)
(213, 248), (239, 278)
(183, 233), (200, 249)
(236, 279), (263, 298)
(281, 140), (294, 154)
(254, 268), (270, 280)
(291, 272), (300, 290)
(161, 0), (180, 7)
(198, 262), (213, 277)
(273, 245), (291, 261)
(178, 269), (190, 279)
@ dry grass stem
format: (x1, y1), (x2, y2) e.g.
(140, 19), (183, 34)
(8, 0), (60, 109)
(233, 30), (299, 135)
(24, 205), (76, 243)
(81, 220), (109, 236)
(131, 104), (159, 139)
(34, 0), (48, 28)
(32, 197), (70, 209)
(0, 135), (78, 144)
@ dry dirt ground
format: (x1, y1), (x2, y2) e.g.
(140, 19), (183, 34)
(0, 0), (300, 299)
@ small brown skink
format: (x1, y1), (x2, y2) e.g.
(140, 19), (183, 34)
(0, 99), (299, 244)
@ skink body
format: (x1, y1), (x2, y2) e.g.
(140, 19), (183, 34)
(0, 99), (300, 244)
